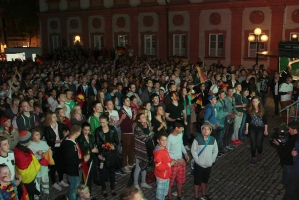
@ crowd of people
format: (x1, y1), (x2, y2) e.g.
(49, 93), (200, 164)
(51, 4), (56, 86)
(0, 49), (297, 200)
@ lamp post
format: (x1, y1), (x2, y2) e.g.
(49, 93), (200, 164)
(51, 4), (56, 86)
(248, 28), (268, 67)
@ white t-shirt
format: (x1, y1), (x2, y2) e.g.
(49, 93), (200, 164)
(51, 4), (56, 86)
(167, 133), (187, 160)
(279, 83), (293, 101)
(0, 152), (15, 180)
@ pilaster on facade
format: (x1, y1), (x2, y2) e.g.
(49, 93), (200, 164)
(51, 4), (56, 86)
(103, 12), (113, 51)
(189, 9), (200, 63)
(129, 12), (139, 56)
(230, 7), (244, 66)
(269, 5), (285, 71)
(157, 10), (167, 60)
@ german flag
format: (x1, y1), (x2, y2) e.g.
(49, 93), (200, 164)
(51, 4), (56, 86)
(35, 54), (44, 65)
(20, 183), (29, 200)
(39, 148), (55, 166)
(14, 147), (41, 184)
(116, 47), (126, 55)
(196, 65), (208, 83)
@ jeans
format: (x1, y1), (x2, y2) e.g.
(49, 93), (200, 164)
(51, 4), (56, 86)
(283, 165), (294, 187)
(100, 167), (115, 191)
(249, 126), (264, 157)
(232, 113), (243, 140)
(260, 92), (268, 109)
(216, 127), (226, 151)
(223, 120), (234, 147)
(134, 158), (146, 186)
(167, 124), (174, 135)
(67, 169), (82, 200)
(239, 113), (247, 140)
(183, 115), (191, 146)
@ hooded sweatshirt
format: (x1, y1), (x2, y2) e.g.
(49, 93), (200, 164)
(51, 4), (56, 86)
(191, 134), (218, 168)
(153, 145), (172, 180)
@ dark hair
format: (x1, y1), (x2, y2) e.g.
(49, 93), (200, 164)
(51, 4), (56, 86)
(54, 195), (68, 200)
(130, 95), (137, 101)
(173, 120), (184, 129)
(288, 121), (299, 130)
(167, 83), (175, 91)
(122, 96), (130, 103)
(150, 93), (159, 101)
(218, 89), (226, 95)
(91, 100), (101, 109)
(81, 122), (90, 129)
(135, 113), (144, 123)
(157, 132), (168, 140)
(99, 114), (109, 122)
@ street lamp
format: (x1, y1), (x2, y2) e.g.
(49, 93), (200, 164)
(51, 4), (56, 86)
(248, 28), (268, 67)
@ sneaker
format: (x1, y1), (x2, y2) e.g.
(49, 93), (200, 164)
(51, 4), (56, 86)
(184, 145), (190, 151)
(251, 158), (257, 165)
(127, 164), (135, 169)
(122, 166), (131, 173)
(134, 185), (141, 191)
(116, 169), (127, 175)
(231, 140), (238, 145)
(172, 191), (178, 196)
(257, 154), (262, 163)
(229, 144), (235, 149)
(141, 182), (152, 189)
(225, 145), (234, 150)
(200, 196), (208, 200)
(52, 182), (62, 191)
(59, 180), (69, 187)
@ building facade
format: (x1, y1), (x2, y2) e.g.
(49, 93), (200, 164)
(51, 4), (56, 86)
(38, 0), (299, 71)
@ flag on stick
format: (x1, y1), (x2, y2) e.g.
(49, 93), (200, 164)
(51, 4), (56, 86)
(35, 55), (44, 65)
(196, 65), (208, 83)
(39, 148), (55, 166)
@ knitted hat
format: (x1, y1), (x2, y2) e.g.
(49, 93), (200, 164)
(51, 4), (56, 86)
(18, 131), (32, 145)
(201, 122), (212, 132)
(0, 116), (10, 127)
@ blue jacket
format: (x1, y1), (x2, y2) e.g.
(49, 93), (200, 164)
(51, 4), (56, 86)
(203, 103), (218, 128)
(216, 99), (228, 128)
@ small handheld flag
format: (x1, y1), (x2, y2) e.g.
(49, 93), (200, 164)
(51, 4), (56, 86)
(196, 65), (208, 83)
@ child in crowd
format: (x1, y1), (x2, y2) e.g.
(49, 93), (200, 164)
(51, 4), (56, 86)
(167, 120), (189, 200)
(191, 122), (218, 200)
(28, 128), (51, 200)
(153, 133), (176, 200)
(76, 184), (91, 200)
(0, 164), (18, 200)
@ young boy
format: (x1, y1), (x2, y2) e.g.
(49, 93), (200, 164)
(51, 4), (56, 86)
(167, 120), (189, 200)
(0, 164), (18, 199)
(14, 130), (41, 200)
(28, 128), (51, 200)
(191, 122), (218, 200)
(153, 133), (176, 200)
(76, 184), (91, 200)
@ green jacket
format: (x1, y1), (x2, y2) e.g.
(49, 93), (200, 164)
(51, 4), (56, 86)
(88, 114), (101, 136)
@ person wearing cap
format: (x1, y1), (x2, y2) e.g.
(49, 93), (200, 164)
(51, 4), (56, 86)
(158, 87), (165, 104)
(270, 71), (280, 118)
(191, 122), (218, 200)
(0, 116), (18, 150)
(203, 95), (218, 131)
(14, 130), (41, 200)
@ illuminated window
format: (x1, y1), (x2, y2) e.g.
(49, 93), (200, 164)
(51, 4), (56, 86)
(144, 35), (156, 55)
(94, 35), (104, 48)
(209, 34), (223, 57)
(118, 35), (128, 47)
(173, 34), (185, 57)
(248, 33), (265, 58)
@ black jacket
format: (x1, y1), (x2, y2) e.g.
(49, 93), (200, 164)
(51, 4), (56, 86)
(278, 134), (299, 165)
(77, 133), (97, 163)
(94, 125), (119, 153)
(44, 122), (69, 149)
(60, 138), (83, 176)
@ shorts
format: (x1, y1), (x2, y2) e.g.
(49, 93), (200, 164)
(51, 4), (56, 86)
(156, 178), (170, 200)
(169, 162), (186, 187)
(194, 163), (212, 184)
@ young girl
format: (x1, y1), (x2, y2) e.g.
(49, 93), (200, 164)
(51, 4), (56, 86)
(245, 96), (268, 164)
(111, 96), (121, 111)
(142, 102), (152, 123)
(28, 128), (51, 199)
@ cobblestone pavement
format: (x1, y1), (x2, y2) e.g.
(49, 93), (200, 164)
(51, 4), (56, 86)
(50, 98), (285, 200)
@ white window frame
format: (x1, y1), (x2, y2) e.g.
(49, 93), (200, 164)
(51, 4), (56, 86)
(144, 34), (156, 55)
(248, 33), (265, 58)
(290, 32), (299, 41)
(118, 35), (128, 47)
(209, 33), (223, 57)
(52, 35), (60, 51)
(94, 35), (104, 49)
(173, 34), (186, 57)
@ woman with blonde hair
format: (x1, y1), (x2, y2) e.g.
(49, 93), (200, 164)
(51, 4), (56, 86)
(70, 104), (86, 125)
(43, 111), (69, 191)
(97, 89), (105, 107)
(245, 96), (268, 165)
(55, 108), (71, 129)
(151, 105), (167, 144)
